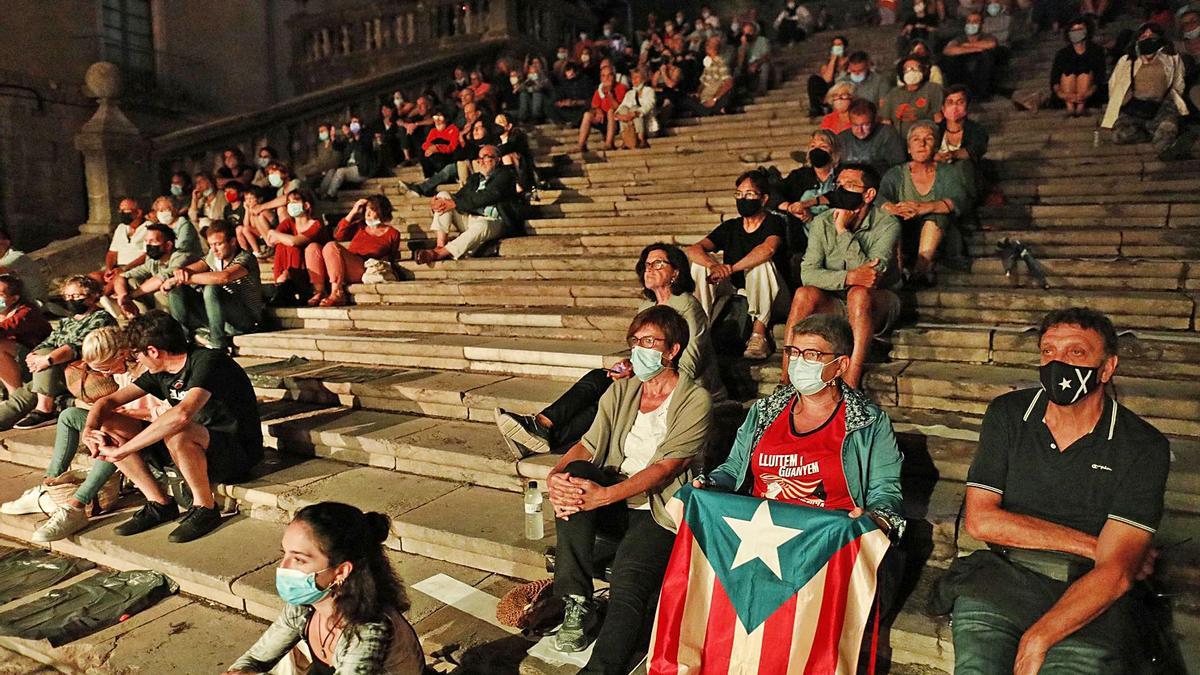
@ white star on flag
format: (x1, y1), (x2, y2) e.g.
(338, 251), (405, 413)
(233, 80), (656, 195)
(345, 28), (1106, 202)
(723, 501), (805, 579)
(1059, 377), (1073, 390)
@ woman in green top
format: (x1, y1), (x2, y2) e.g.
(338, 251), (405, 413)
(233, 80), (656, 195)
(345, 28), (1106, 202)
(546, 305), (713, 670)
(495, 243), (723, 459)
(879, 120), (973, 285)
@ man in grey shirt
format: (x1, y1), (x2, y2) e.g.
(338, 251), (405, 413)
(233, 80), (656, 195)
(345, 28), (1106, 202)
(837, 99), (908, 178)
(783, 163), (902, 389)
(836, 51), (890, 107)
(164, 219), (262, 352)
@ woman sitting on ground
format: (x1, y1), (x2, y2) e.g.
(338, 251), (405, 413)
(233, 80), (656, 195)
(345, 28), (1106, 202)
(700, 314), (904, 535)
(11, 276), (115, 431)
(0, 326), (169, 543)
(819, 82), (857, 133)
(0, 274), (51, 395)
(880, 120), (973, 285)
(265, 189), (327, 307)
(306, 196), (403, 307)
(545, 305), (713, 669)
(807, 35), (850, 117)
(225, 502), (424, 675)
(495, 243), (723, 459)
(775, 129), (843, 228)
(1049, 16), (1107, 117)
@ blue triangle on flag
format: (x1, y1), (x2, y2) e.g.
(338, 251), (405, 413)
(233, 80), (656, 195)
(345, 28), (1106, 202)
(680, 486), (879, 632)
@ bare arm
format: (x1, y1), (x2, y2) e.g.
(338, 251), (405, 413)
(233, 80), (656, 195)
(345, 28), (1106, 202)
(684, 238), (719, 268)
(730, 235), (781, 274)
(190, 263), (248, 286)
(101, 388), (211, 460)
(964, 486), (1097, 560)
(85, 383), (148, 433)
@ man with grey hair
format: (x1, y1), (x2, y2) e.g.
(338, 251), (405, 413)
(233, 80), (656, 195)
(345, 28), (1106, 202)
(783, 163), (902, 389)
(415, 144), (518, 264)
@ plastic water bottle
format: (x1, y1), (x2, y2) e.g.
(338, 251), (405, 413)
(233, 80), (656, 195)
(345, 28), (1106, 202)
(524, 481), (544, 540)
(1093, 130), (1100, 148)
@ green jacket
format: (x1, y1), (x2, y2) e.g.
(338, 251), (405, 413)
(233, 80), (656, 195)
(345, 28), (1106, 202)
(581, 374), (713, 532)
(707, 381), (906, 541)
(637, 293), (725, 399)
(801, 206), (902, 292)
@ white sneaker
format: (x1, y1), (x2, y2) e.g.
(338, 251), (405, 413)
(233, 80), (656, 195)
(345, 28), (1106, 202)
(31, 505), (89, 543)
(0, 484), (50, 515)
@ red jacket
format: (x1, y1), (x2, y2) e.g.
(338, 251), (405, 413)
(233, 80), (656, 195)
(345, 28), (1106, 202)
(592, 83), (629, 113)
(0, 303), (51, 349)
(422, 125), (461, 155)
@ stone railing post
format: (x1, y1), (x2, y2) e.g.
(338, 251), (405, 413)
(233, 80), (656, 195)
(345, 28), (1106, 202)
(73, 62), (153, 236)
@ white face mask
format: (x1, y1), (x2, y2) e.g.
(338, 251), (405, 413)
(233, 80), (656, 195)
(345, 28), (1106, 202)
(788, 357), (837, 396)
(703, 55), (713, 68)
(286, 202), (305, 218)
(155, 211), (173, 225)
(903, 70), (924, 86)
(364, 217), (381, 227)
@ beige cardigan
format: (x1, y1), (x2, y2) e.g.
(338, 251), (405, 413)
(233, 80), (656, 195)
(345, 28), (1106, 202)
(580, 374), (713, 532)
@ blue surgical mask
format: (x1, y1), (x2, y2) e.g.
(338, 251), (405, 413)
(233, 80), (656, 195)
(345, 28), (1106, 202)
(788, 357), (837, 396)
(349, 121), (362, 135)
(987, 3), (1002, 16)
(268, 173), (284, 188)
(170, 184), (184, 197)
(831, 44), (844, 57)
(964, 23), (980, 36)
(850, 71), (867, 84)
(1186, 27), (1200, 41)
(286, 202), (305, 218)
(630, 345), (665, 382)
(319, 131), (330, 142)
(275, 566), (333, 606)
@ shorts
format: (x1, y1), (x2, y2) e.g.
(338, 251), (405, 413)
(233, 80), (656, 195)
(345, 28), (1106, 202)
(828, 288), (902, 336)
(143, 430), (257, 484)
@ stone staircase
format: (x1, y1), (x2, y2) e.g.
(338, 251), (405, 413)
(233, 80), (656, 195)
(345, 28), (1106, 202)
(2, 21), (1200, 673)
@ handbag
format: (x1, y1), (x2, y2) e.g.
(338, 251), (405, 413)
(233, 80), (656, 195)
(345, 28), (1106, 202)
(361, 258), (398, 283)
(64, 361), (118, 404)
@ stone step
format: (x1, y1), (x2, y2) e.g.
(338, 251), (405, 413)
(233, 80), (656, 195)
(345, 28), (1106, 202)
(911, 286), (1197, 332)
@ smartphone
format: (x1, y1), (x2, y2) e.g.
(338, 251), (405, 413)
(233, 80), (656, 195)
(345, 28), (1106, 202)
(609, 361), (631, 376)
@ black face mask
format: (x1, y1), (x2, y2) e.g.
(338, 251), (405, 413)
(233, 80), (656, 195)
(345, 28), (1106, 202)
(1137, 37), (1164, 56)
(64, 299), (89, 315)
(808, 148), (832, 168)
(145, 245), (165, 260)
(736, 198), (763, 217)
(118, 212), (135, 225)
(826, 186), (865, 211)
(1039, 360), (1101, 406)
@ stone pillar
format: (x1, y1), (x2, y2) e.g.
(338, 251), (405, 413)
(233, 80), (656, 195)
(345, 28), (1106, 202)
(73, 62), (154, 236)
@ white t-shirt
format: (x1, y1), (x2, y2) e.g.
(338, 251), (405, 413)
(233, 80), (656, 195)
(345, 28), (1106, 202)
(108, 223), (148, 266)
(0, 249), (48, 304)
(619, 389), (676, 509)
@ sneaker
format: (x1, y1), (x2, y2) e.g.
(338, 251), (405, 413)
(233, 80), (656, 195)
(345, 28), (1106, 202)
(0, 484), (50, 515)
(114, 498), (179, 536)
(168, 505), (223, 543)
(398, 181), (425, 199)
(554, 594), (598, 652)
(494, 408), (552, 459)
(31, 505), (89, 543)
(14, 410), (58, 430)
(743, 333), (772, 360)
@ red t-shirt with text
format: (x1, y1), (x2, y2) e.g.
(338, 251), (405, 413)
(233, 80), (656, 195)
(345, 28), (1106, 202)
(750, 400), (855, 510)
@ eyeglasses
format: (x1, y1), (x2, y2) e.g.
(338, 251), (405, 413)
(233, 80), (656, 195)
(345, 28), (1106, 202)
(628, 335), (666, 349)
(479, 154), (498, 160)
(62, 293), (89, 301)
(782, 347), (841, 363)
(645, 260), (672, 270)
(734, 191), (762, 200)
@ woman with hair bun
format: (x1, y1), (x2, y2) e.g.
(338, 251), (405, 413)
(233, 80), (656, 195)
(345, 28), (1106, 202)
(226, 502), (423, 674)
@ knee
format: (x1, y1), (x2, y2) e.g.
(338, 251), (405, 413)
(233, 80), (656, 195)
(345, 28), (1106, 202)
(321, 240), (341, 255)
(164, 427), (205, 456)
(563, 459), (595, 478)
(791, 285), (823, 308)
(58, 405), (88, 429)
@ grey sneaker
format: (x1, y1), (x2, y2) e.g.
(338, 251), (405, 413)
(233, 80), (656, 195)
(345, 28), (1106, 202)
(554, 594), (598, 652)
(32, 505), (89, 543)
(743, 333), (772, 360)
(494, 408), (552, 459)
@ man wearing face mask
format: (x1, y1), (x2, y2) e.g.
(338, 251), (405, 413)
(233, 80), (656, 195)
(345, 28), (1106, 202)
(97, 198), (149, 295)
(735, 22), (772, 97)
(321, 116), (377, 199)
(785, 164), (901, 390)
(943, 308), (1170, 675)
(686, 170), (790, 360)
(943, 11), (1001, 100)
(1175, 9), (1200, 115)
(837, 99), (908, 177)
(836, 52), (890, 108)
(1103, 22), (1189, 158)
(112, 224), (196, 319)
(677, 36), (734, 117)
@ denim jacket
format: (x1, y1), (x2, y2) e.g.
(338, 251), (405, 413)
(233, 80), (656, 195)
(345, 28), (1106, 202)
(707, 381), (906, 541)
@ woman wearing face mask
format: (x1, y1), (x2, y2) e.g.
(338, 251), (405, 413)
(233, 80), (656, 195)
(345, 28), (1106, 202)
(149, 196), (204, 261)
(187, 171), (226, 228)
(697, 313), (903, 537)
(820, 81), (857, 133)
(307, 195), (403, 307)
(224, 502), (423, 675)
(898, 39), (944, 85)
(167, 171), (191, 213)
(251, 146), (279, 190)
(265, 190), (326, 307)
(0, 275), (50, 395)
(880, 121), (973, 284)
(898, 0), (942, 56)
(776, 130), (842, 228)
(496, 243), (723, 460)
(936, 85), (989, 164)
(247, 161), (303, 251)
(1050, 17), (1108, 116)
(543, 306), (712, 665)
(807, 35), (850, 117)
(11, 276), (114, 431)
(518, 58), (553, 123)
(881, 56), (945, 137)
(1102, 22), (1189, 156)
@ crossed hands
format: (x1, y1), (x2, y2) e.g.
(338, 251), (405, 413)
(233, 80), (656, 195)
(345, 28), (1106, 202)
(547, 472), (609, 520)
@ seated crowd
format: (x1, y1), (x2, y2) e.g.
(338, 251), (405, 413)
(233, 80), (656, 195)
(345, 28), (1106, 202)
(0, 4), (1187, 674)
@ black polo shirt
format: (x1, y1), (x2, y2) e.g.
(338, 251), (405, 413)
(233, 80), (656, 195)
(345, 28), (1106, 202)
(967, 388), (1170, 538)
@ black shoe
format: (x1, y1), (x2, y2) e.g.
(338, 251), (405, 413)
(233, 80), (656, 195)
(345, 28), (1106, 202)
(168, 505), (223, 543)
(494, 408), (552, 458)
(115, 498), (180, 536)
(13, 409), (58, 430)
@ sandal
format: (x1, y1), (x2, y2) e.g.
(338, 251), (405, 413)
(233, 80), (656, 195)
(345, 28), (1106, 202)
(320, 290), (347, 307)
(306, 291), (326, 307)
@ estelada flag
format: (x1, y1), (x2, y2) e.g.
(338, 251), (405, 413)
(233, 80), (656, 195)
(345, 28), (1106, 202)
(648, 486), (891, 674)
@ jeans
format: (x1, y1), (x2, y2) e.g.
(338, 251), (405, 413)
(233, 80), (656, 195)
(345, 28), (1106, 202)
(945, 50), (997, 100)
(47, 407), (117, 505)
(553, 460), (677, 675)
(168, 285), (261, 350)
(518, 91), (549, 123)
(414, 162), (460, 196)
(540, 368), (613, 452)
(319, 164), (364, 198)
(676, 92), (731, 117)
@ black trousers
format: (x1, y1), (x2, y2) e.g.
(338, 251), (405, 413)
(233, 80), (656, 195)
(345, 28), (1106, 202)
(945, 50), (997, 100)
(540, 368), (612, 452)
(807, 74), (830, 115)
(553, 460), (677, 675)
